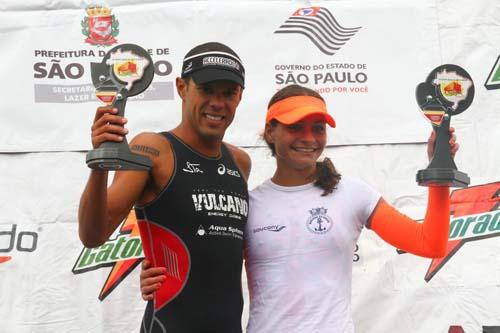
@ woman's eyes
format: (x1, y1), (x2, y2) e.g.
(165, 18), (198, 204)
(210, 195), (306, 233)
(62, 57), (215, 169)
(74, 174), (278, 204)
(286, 124), (325, 133)
(312, 125), (326, 133)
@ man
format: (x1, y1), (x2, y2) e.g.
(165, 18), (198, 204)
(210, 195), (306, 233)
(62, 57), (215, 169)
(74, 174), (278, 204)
(78, 42), (251, 333)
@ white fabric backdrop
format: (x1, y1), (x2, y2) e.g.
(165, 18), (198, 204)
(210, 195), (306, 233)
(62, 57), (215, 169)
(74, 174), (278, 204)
(0, 0), (441, 152)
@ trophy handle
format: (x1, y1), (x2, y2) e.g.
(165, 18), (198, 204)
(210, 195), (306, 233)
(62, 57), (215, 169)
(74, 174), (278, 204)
(86, 88), (152, 170)
(427, 111), (457, 170)
(98, 89), (129, 149)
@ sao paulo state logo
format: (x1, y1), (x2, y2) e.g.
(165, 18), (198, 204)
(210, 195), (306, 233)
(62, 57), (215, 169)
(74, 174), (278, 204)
(274, 7), (361, 56)
(81, 6), (119, 46)
(306, 207), (333, 234)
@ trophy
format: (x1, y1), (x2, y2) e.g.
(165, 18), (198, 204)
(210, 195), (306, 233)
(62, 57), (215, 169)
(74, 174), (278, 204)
(86, 44), (154, 170)
(415, 64), (474, 187)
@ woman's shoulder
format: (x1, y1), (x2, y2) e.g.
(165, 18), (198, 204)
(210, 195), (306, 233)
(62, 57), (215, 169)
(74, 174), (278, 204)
(249, 179), (272, 195)
(333, 176), (379, 197)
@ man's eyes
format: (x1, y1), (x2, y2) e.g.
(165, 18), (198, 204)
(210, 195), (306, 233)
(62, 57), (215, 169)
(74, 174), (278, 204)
(198, 87), (237, 97)
(224, 90), (238, 97)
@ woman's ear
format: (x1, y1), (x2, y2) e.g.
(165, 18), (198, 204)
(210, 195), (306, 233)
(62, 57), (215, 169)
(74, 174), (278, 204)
(264, 123), (275, 144)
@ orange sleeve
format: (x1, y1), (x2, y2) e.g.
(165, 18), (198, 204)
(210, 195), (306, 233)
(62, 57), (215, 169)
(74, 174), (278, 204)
(368, 186), (450, 258)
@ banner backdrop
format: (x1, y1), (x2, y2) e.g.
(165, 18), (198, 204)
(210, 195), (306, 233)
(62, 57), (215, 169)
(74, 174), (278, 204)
(0, 0), (439, 152)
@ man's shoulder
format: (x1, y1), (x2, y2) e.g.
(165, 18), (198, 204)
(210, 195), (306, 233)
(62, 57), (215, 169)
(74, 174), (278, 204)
(128, 132), (173, 164)
(223, 142), (251, 180)
(224, 142), (247, 156)
(131, 131), (165, 143)
(129, 132), (171, 149)
(127, 132), (175, 202)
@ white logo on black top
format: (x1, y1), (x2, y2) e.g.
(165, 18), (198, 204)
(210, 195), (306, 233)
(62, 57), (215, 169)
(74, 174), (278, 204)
(306, 207), (333, 234)
(191, 193), (248, 217)
(202, 56), (240, 70)
(183, 61), (193, 74)
(217, 163), (240, 178)
(183, 162), (203, 174)
(196, 225), (206, 236)
(195, 224), (243, 240)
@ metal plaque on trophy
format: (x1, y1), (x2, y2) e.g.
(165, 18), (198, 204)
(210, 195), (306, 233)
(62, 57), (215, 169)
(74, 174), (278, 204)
(86, 43), (154, 170)
(415, 64), (474, 187)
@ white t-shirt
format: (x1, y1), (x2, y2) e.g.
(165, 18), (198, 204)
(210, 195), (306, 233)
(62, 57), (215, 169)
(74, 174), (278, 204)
(245, 177), (380, 333)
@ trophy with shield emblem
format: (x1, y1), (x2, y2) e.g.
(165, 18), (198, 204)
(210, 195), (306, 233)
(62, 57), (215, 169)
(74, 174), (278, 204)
(415, 64), (474, 187)
(86, 43), (155, 170)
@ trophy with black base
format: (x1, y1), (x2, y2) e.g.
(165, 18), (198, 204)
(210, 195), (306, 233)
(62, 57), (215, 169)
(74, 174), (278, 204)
(415, 64), (474, 187)
(86, 43), (154, 170)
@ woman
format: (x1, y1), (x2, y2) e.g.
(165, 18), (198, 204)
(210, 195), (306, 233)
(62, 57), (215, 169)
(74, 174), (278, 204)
(141, 84), (456, 332)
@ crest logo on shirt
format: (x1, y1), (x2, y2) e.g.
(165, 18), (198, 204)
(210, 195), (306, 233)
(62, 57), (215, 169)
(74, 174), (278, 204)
(306, 207), (333, 234)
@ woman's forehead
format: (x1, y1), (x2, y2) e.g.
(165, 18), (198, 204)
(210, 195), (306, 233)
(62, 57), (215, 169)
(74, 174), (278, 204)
(290, 114), (327, 124)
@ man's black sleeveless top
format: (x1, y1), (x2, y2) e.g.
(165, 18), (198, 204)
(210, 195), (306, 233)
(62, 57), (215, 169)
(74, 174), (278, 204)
(135, 132), (248, 333)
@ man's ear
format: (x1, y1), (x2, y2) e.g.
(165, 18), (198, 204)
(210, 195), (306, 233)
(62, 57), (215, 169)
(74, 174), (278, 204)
(176, 77), (187, 100)
(237, 87), (243, 103)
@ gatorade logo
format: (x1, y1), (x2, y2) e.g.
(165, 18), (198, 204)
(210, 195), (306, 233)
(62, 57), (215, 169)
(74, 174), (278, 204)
(424, 182), (499, 281)
(397, 182), (500, 281)
(72, 210), (144, 300)
(0, 224), (39, 264)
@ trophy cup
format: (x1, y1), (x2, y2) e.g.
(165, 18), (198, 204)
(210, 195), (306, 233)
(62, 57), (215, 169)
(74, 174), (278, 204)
(415, 64), (474, 187)
(86, 44), (154, 170)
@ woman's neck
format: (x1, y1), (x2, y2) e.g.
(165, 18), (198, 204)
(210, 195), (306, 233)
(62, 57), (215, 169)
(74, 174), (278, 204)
(271, 163), (316, 186)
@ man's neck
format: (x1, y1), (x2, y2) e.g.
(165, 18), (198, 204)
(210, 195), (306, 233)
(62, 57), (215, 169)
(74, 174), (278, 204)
(171, 126), (222, 158)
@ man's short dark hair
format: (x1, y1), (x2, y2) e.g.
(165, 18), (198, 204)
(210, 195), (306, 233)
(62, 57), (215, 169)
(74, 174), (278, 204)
(184, 42), (240, 59)
(181, 42), (245, 88)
